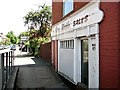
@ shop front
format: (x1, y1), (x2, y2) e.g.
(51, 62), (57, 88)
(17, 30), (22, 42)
(51, 1), (104, 88)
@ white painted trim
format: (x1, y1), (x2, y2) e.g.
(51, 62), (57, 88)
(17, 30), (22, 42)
(73, 38), (77, 84)
(52, 0), (100, 27)
(58, 40), (60, 71)
(88, 36), (91, 88)
(58, 37), (75, 41)
(95, 24), (99, 88)
(77, 39), (82, 83)
(88, 24), (99, 88)
(96, 33), (99, 88)
(96, 24), (100, 88)
(51, 1), (104, 40)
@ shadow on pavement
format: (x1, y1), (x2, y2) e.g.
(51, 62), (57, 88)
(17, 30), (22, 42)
(31, 57), (51, 66)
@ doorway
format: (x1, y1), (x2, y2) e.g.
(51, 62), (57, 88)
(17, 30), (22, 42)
(81, 39), (88, 86)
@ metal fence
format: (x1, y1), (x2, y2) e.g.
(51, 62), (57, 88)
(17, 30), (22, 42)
(0, 50), (14, 90)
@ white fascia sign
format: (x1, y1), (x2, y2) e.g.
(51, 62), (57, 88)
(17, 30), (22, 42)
(51, 1), (104, 40)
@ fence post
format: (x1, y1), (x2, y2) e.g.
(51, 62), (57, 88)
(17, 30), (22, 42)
(0, 54), (2, 90)
(1, 53), (5, 89)
(0, 50), (15, 90)
(8, 52), (11, 76)
(11, 51), (14, 70)
(6, 52), (8, 83)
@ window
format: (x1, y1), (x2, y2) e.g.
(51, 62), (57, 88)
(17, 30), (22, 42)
(60, 40), (74, 49)
(63, 0), (73, 16)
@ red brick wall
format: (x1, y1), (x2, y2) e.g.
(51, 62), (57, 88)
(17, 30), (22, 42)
(39, 42), (51, 62)
(52, 1), (63, 25)
(51, 41), (55, 67)
(51, 40), (58, 70)
(118, 2), (120, 89)
(54, 40), (58, 70)
(52, 1), (88, 25)
(100, 2), (119, 88)
(74, 2), (89, 11)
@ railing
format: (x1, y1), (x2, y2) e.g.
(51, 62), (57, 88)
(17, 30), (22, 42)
(0, 49), (14, 90)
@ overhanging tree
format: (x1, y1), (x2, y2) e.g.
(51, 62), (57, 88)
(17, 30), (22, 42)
(24, 4), (52, 37)
(23, 4), (52, 56)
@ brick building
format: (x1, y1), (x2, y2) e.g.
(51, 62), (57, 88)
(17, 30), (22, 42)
(51, 0), (120, 88)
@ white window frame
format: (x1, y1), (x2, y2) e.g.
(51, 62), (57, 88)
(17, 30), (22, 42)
(63, 0), (73, 16)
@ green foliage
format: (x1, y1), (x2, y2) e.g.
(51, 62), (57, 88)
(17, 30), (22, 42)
(5, 41), (11, 45)
(0, 39), (11, 45)
(24, 36), (50, 56)
(29, 37), (41, 56)
(6, 31), (18, 44)
(20, 31), (30, 37)
(24, 4), (52, 37)
(18, 31), (30, 40)
(23, 4), (52, 57)
(4, 38), (11, 45)
(24, 41), (30, 46)
(17, 38), (20, 44)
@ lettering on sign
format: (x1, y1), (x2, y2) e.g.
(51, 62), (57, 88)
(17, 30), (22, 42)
(61, 21), (70, 30)
(73, 15), (89, 27)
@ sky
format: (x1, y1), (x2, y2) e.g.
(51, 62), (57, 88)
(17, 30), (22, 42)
(0, 0), (52, 36)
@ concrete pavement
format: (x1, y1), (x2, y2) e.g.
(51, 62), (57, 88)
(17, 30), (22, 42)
(15, 58), (69, 89)
(13, 48), (69, 89)
(14, 46), (34, 66)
